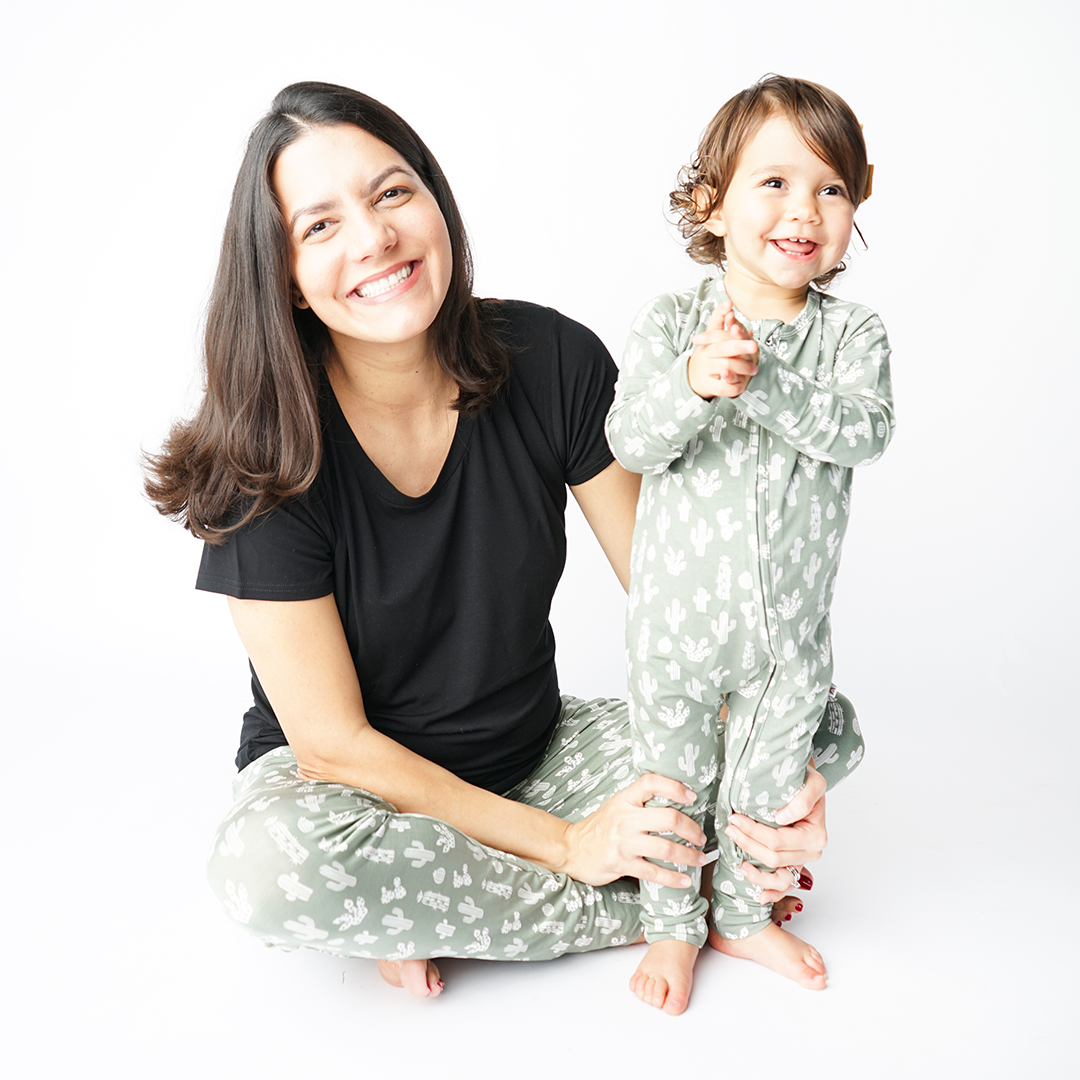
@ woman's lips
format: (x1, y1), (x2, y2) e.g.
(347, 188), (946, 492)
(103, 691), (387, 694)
(350, 261), (417, 300)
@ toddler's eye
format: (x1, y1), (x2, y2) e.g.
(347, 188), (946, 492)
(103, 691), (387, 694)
(763, 178), (783, 189)
(821, 184), (848, 198)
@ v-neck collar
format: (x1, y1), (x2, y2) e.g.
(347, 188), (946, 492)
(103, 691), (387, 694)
(323, 378), (475, 508)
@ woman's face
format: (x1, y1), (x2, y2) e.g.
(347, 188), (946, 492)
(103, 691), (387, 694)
(273, 124), (453, 361)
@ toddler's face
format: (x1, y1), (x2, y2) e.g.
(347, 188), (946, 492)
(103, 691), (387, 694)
(705, 115), (855, 303)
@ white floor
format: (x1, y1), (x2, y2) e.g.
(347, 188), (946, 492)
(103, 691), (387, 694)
(14, 759), (1074, 1078)
(5, 2), (1077, 1075)
(10, 508), (1074, 1078)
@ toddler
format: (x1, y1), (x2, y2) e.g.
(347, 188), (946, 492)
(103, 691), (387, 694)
(605, 75), (894, 1014)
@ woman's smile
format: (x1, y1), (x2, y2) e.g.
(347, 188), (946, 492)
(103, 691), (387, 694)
(351, 260), (417, 300)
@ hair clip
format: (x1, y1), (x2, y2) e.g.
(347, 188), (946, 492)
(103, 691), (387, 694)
(863, 164), (874, 202)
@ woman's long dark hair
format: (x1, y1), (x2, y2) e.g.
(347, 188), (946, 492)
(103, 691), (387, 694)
(145, 82), (510, 542)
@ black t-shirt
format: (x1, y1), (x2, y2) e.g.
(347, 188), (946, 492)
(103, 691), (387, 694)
(196, 301), (618, 792)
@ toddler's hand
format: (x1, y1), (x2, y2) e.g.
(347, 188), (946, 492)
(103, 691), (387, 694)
(688, 300), (758, 400)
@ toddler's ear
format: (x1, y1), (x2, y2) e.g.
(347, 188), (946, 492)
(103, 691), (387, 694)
(693, 185), (725, 237)
(703, 211), (726, 238)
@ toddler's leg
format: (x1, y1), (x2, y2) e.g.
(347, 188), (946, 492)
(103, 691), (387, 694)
(624, 660), (719, 1013)
(811, 686), (865, 789)
(709, 671), (828, 989)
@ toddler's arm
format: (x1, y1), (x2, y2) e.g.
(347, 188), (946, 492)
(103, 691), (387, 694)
(734, 304), (895, 468)
(605, 293), (742, 473)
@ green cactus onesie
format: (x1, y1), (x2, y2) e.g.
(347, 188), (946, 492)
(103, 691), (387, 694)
(605, 277), (894, 945)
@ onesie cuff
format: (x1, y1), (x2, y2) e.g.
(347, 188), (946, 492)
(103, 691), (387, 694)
(674, 347), (699, 401)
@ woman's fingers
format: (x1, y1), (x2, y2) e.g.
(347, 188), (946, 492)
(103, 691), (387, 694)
(599, 773), (709, 886)
(628, 772), (697, 808)
(721, 763), (828, 867)
(725, 808), (826, 868)
(737, 861), (803, 903)
(626, 775), (708, 848)
(774, 763), (826, 825)
(563, 772), (708, 886)
(633, 858), (694, 890)
(637, 807), (707, 850)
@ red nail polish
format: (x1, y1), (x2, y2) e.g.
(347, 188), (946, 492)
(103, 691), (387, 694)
(784, 913), (791, 921)
(798, 872), (813, 890)
(795, 902), (803, 912)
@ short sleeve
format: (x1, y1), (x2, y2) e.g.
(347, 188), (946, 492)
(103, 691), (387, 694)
(549, 310), (619, 486)
(195, 492), (334, 600)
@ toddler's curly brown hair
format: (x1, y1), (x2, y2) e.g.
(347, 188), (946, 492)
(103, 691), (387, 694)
(671, 74), (871, 290)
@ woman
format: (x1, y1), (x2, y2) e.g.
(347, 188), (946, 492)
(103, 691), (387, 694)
(146, 82), (860, 1014)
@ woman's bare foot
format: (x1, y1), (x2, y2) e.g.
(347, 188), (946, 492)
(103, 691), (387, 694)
(708, 921), (826, 989)
(377, 958), (444, 997)
(629, 939), (699, 1015)
(770, 895), (804, 925)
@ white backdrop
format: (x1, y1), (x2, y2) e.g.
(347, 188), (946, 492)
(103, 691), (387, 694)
(4, 1), (1076, 1075)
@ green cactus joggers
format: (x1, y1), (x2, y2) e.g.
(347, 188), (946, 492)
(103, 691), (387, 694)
(206, 692), (863, 964)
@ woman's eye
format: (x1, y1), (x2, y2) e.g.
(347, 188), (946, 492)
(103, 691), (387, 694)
(379, 186), (410, 203)
(303, 221), (328, 240)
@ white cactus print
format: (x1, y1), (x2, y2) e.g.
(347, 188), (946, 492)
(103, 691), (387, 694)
(655, 504), (672, 543)
(656, 700), (691, 729)
(684, 435), (704, 469)
(690, 518), (714, 556)
(664, 547), (688, 576)
(223, 880), (253, 924)
(679, 635), (712, 663)
(610, 279), (892, 945)
(691, 467), (724, 497)
(725, 440), (751, 476)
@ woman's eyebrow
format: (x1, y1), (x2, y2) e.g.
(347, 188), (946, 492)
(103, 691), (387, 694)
(364, 165), (416, 194)
(288, 166), (419, 233)
(289, 199), (338, 232)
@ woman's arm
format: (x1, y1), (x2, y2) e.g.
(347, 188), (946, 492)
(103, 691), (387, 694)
(569, 460), (640, 591)
(226, 592), (708, 888)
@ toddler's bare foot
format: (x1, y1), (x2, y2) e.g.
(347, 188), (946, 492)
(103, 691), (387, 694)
(377, 958), (444, 997)
(708, 921), (826, 990)
(629, 939), (699, 1015)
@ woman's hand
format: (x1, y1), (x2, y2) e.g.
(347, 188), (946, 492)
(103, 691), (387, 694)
(724, 763), (827, 903)
(559, 773), (709, 888)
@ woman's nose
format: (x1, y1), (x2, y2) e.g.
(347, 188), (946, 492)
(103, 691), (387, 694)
(344, 213), (395, 260)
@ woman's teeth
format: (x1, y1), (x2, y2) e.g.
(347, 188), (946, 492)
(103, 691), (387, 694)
(357, 263), (413, 298)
